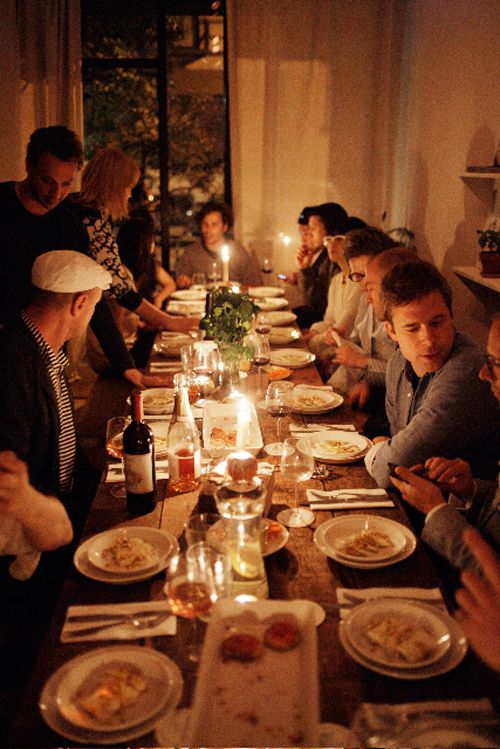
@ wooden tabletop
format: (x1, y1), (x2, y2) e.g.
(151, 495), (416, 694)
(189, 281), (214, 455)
(5, 335), (498, 747)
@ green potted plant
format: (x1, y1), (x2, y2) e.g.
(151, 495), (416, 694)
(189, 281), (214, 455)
(200, 287), (258, 368)
(477, 228), (500, 278)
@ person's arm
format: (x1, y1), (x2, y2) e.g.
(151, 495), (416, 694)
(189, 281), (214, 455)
(153, 265), (176, 307)
(0, 451), (73, 550)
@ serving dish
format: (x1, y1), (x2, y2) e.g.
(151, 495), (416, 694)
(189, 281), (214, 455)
(202, 401), (263, 456)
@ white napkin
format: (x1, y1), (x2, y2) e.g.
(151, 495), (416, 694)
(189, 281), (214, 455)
(149, 361), (182, 372)
(336, 586), (446, 618)
(106, 459), (169, 482)
(294, 383), (333, 392)
(306, 488), (394, 510)
(290, 423), (356, 433)
(61, 601), (177, 642)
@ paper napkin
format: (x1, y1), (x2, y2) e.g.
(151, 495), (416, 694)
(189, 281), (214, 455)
(336, 586), (446, 618)
(106, 459), (169, 482)
(149, 361), (182, 372)
(290, 423), (356, 433)
(61, 601), (177, 642)
(294, 383), (334, 392)
(306, 488), (394, 510)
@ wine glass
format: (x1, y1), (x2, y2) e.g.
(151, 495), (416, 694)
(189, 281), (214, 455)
(264, 381), (294, 456)
(208, 259), (221, 285)
(249, 332), (271, 396)
(254, 310), (272, 335)
(206, 437), (225, 474)
(164, 546), (232, 662)
(277, 437), (315, 528)
(261, 256), (273, 275)
(191, 272), (206, 291)
(105, 416), (131, 498)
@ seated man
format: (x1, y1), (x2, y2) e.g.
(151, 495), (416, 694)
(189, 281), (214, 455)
(176, 200), (261, 288)
(389, 313), (500, 572)
(365, 262), (499, 489)
(293, 202), (348, 328)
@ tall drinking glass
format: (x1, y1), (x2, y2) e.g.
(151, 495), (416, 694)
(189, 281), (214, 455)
(277, 437), (315, 527)
(248, 332), (271, 396)
(264, 381), (294, 456)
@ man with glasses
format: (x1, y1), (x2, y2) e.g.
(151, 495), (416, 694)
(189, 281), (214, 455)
(388, 313), (500, 572)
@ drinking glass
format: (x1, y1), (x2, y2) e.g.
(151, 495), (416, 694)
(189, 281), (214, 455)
(180, 343), (194, 372)
(277, 437), (315, 528)
(208, 259), (221, 285)
(264, 381), (294, 456)
(206, 437), (226, 473)
(105, 416), (131, 498)
(261, 256), (273, 275)
(248, 332), (271, 396)
(254, 310), (272, 335)
(191, 272), (206, 291)
(185, 513), (222, 547)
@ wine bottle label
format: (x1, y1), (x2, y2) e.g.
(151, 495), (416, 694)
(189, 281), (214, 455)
(124, 454), (154, 493)
(168, 448), (201, 481)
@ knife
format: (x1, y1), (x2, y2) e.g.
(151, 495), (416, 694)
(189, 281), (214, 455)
(67, 607), (166, 623)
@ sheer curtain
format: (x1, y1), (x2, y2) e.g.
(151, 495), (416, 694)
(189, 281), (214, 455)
(0, 0), (82, 181)
(226, 0), (407, 288)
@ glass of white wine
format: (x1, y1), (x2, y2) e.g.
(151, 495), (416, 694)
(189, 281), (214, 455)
(105, 416), (131, 498)
(277, 436), (315, 528)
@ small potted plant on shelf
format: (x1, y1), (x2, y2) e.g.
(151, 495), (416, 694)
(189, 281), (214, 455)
(477, 228), (500, 278)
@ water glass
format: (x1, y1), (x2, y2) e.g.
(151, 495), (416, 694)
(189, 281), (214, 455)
(192, 272), (206, 291)
(185, 513), (223, 547)
(264, 380), (294, 456)
(277, 437), (315, 528)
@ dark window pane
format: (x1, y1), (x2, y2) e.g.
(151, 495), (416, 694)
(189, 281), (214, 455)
(82, 0), (157, 58)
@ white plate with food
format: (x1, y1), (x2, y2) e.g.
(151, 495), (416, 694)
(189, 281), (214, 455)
(324, 516), (406, 562)
(314, 516), (417, 569)
(39, 646), (182, 743)
(345, 600), (451, 669)
(258, 310), (297, 327)
(166, 299), (205, 316)
(74, 528), (179, 584)
(202, 401), (263, 456)
(292, 389), (344, 413)
(270, 348), (315, 369)
(268, 326), (301, 345)
(299, 430), (369, 463)
(339, 604), (467, 680)
(208, 518), (289, 558)
(170, 289), (206, 301)
(248, 286), (285, 298)
(87, 528), (162, 575)
(141, 388), (175, 415)
(187, 599), (319, 746)
(254, 296), (288, 311)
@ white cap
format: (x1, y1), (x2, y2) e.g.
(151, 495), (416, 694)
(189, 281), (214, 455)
(31, 251), (112, 293)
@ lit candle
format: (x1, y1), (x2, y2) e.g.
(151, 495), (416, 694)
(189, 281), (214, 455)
(236, 399), (251, 449)
(221, 244), (230, 283)
(282, 234), (291, 247)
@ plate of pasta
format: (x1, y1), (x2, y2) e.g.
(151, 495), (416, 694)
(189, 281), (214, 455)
(299, 430), (370, 463)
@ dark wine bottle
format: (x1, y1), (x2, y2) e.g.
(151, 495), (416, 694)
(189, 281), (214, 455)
(198, 292), (213, 339)
(123, 390), (156, 514)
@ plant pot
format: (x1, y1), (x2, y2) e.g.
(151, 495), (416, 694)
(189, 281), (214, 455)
(479, 252), (500, 278)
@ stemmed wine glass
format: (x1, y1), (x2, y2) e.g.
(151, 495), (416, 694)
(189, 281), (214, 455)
(261, 256), (273, 275)
(254, 310), (272, 335)
(277, 436), (315, 528)
(264, 381), (294, 456)
(249, 332), (271, 396)
(105, 416), (131, 498)
(164, 545), (232, 662)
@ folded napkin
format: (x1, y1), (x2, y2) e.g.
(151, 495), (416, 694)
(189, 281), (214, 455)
(336, 586), (446, 618)
(306, 488), (394, 510)
(106, 459), (169, 482)
(294, 383), (333, 392)
(61, 601), (177, 642)
(149, 361), (182, 372)
(290, 423), (356, 433)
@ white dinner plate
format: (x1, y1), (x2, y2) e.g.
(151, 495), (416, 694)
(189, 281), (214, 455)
(170, 288), (206, 301)
(263, 364), (293, 381)
(74, 527), (179, 584)
(207, 518), (289, 557)
(166, 300), (205, 316)
(314, 516), (417, 569)
(87, 528), (161, 575)
(153, 333), (193, 358)
(299, 430), (369, 463)
(339, 605), (467, 679)
(39, 646), (182, 744)
(141, 388), (175, 415)
(268, 327), (301, 345)
(345, 599), (451, 668)
(254, 296), (288, 311)
(270, 348), (315, 369)
(327, 516), (406, 563)
(258, 310), (297, 326)
(248, 286), (284, 298)
(292, 389), (344, 414)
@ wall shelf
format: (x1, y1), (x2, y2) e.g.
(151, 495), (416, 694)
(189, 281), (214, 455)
(454, 265), (500, 294)
(459, 172), (500, 214)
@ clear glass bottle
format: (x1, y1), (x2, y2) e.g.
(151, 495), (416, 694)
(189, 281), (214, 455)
(215, 476), (269, 600)
(123, 390), (156, 514)
(167, 373), (202, 495)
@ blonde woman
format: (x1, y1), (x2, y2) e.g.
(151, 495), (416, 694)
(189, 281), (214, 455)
(69, 148), (195, 332)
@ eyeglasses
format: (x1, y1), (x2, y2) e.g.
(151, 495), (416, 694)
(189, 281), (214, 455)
(348, 271), (365, 283)
(481, 354), (500, 379)
(323, 235), (346, 248)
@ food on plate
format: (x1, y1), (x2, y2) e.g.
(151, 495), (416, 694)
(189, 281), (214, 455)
(75, 663), (147, 723)
(263, 617), (302, 651)
(101, 535), (158, 570)
(275, 352), (308, 364)
(143, 391), (173, 410)
(211, 426), (237, 447)
(366, 616), (438, 663)
(267, 366), (292, 381)
(336, 528), (394, 558)
(315, 439), (360, 456)
(266, 520), (283, 540)
(221, 632), (264, 661)
(294, 394), (327, 408)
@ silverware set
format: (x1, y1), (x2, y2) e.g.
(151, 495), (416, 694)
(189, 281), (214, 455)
(66, 611), (171, 637)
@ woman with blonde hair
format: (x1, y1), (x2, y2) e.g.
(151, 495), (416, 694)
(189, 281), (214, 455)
(69, 148), (194, 333)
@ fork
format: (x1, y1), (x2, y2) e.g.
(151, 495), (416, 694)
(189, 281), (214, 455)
(340, 591), (445, 608)
(67, 612), (171, 637)
(308, 490), (378, 501)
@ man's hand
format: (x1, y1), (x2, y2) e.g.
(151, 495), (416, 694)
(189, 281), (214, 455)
(455, 528), (500, 671)
(333, 344), (367, 369)
(123, 369), (174, 389)
(295, 245), (313, 270)
(323, 327), (343, 346)
(389, 465), (446, 513)
(347, 381), (371, 410)
(423, 457), (475, 500)
(0, 451), (34, 514)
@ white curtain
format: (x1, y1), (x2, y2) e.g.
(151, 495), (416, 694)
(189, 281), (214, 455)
(0, 0), (82, 181)
(226, 0), (407, 292)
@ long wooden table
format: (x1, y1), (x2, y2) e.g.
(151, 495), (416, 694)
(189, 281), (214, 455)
(5, 343), (498, 747)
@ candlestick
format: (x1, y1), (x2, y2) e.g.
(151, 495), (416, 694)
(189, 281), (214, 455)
(221, 244), (230, 283)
